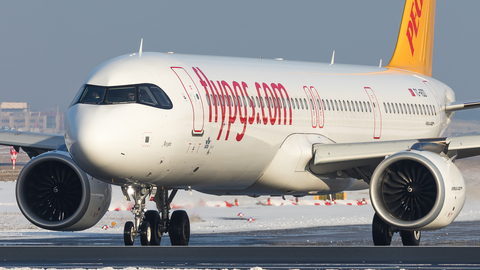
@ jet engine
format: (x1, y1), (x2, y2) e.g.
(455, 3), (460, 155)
(16, 150), (111, 231)
(369, 149), (465, 231)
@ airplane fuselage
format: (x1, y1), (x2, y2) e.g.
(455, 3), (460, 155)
(66, 53), (451, 195)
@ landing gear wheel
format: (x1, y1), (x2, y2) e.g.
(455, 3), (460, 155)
(140, 221), (152, 246)
(169, 210), (190, 246)
(124, 221), (135, 246)
(400, 230), (421, 246)
(372, 213), (393, 246)
(145, 210), (161, 245)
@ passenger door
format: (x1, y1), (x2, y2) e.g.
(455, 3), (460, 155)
(171, 67), (204, 136)
(364, 87), (382, 139)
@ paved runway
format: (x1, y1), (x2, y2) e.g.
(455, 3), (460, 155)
(1, 246), (480, 269)
(1, 221), (480, 269)
(1, 221), (480, 246)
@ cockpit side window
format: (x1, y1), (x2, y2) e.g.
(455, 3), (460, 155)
(150, 86), (173, 109)
(75, 83), (173, 109)
(78, 85), (106, 104)
(138, 86), (157, 106)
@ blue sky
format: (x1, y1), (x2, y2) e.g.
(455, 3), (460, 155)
(0, 1), (479, 120)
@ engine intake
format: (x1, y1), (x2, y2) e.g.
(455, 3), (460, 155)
(370, 150), (465, 231)
(16, 151), (111, 231)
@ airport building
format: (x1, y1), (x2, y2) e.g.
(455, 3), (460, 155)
(0, 102), (64, 133)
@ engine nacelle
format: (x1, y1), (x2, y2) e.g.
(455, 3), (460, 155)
(16, 150), (111, 231)
(370, 149), (465, 231)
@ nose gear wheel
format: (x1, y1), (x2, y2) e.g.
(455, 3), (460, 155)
(121, 185), (190, 246)
(140, 221), (152, 246)
(123, 221), (135, 245)
(145, 210), (161, 245)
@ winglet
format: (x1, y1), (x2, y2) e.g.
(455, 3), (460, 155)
(139, 38), (143, 57)
(387, 0), (436, 77)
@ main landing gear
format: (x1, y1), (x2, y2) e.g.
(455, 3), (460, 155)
(372, 213), (421, 246)
(121, 185), (190, 246)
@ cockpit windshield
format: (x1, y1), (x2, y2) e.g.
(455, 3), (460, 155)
(74, 84), (173, 109)
(105, 86), (136, 103)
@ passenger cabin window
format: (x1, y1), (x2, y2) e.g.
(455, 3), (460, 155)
(75, 84), (173, 109)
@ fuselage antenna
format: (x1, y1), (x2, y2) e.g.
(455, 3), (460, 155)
(139, 38), (143, 57)
(330, 51), (335, 65)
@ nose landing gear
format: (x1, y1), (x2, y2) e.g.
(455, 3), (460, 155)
(121, 185), (190, 246)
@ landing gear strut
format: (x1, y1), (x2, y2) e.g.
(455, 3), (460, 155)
(372, 213), (421, 246)
(121, 185), (190, 246)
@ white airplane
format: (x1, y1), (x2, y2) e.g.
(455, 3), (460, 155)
(2, 0), (480, 246)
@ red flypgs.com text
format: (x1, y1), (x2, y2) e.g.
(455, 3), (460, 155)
(406, 0), (424, 56)
(192, 67), (292, 142)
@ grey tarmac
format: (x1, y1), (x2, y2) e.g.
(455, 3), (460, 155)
(0, 246), (480, 269)
(1, 222), (480, 269)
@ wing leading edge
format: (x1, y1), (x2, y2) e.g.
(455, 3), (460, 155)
(312, 136), (480, 176)
(0, 130), (65, 158)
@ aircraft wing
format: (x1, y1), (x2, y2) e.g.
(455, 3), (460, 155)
(447, 135), (480, 159)
(0, 130), (65, 158)
(312, 135), (480, 176)
(445, 101), (480, 112)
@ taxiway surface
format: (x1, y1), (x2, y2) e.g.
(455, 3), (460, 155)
(1, 222), (480, 269)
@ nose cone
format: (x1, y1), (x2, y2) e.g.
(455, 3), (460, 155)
(66, 104), (132, 180)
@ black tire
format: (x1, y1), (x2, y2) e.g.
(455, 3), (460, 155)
(169, 210), (190, 246)
(372, 213), (393, 246)
(145, 210), (162, 245)
(400, 230), (421, 246)
(124, 221), (135, 246)
(140, 221), (152, 246)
